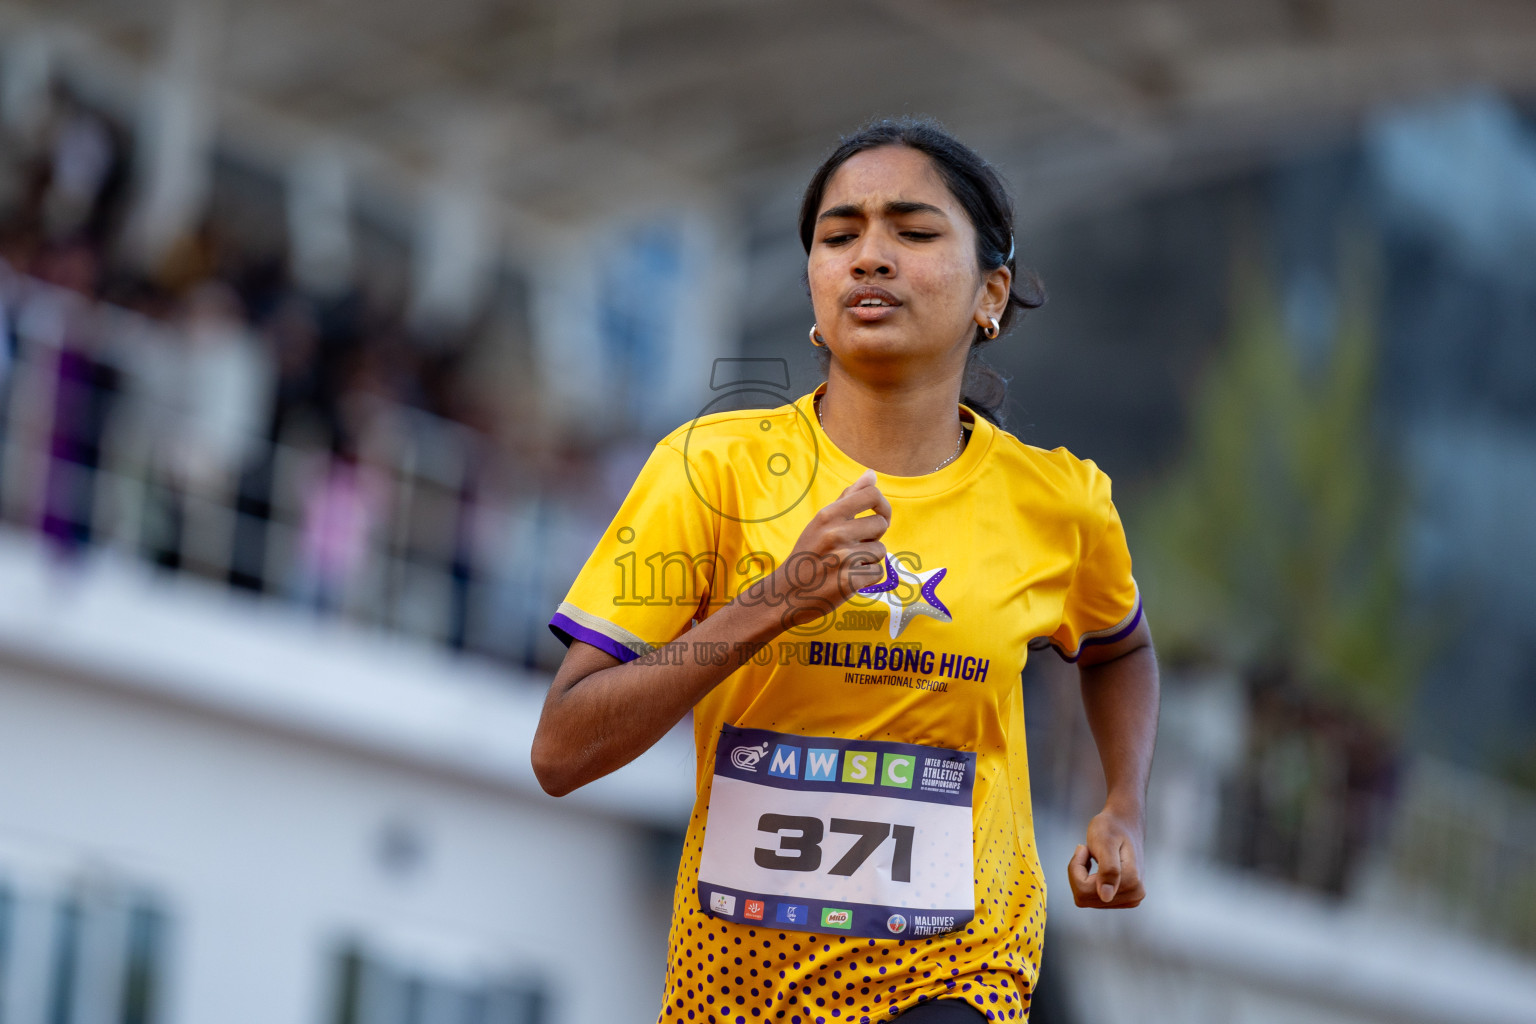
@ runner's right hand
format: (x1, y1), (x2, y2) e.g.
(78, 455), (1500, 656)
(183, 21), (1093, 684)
(760, 469), (891, 630)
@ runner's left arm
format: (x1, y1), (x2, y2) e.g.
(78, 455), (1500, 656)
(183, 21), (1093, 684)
(1068, 615), (1159, 909)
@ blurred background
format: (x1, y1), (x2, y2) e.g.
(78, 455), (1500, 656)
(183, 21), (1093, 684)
(0, 1), (1533, 1022)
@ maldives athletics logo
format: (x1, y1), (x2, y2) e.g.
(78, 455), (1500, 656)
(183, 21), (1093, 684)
(856, 555), (953, 639)
(730, 741), (771, 772)
(886, 913), (909, 935)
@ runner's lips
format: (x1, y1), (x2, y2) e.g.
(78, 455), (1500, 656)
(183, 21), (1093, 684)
(846, 286), (902, 322)
(846, 286), (902, 308)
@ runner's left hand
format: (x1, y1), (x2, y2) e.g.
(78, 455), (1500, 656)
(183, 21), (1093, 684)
(1067, 805), (1146, 909)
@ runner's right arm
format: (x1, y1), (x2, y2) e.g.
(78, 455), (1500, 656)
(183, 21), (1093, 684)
(531, 470), (891, 797)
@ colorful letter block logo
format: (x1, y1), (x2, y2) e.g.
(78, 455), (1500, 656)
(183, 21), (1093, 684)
(804, 748), (839, 782)
(767, 744), (801, 779)
(881, 753), (915, 789)
(841, 751), (877, 784)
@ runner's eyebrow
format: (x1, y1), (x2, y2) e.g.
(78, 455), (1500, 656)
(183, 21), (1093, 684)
(817, 200), (948, 223)
(818, 203), (863, 222)
(884, 200), (946, 218)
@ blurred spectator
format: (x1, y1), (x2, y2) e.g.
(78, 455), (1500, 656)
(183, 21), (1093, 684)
(131, 281), (274, 575)
(0, 71), (599, 670)
(174, 281), (273, 493)
(293, 434), (388, 614)
(40, 95), (124, 242)
(0, 252), (19, 392)
(262, 293), (325, 442)
(1222, 671), (1403, 896)
(29, 241), (117, 555)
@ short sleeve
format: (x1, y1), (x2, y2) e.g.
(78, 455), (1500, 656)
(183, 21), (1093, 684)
(1047, 463), (1142, 662)
(548, 441), (721, 663)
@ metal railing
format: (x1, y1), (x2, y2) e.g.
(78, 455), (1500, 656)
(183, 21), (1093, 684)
(1025, 662), (1536, 956)
(1384, 756), (1536, 953)
(0, 271), (589, 670)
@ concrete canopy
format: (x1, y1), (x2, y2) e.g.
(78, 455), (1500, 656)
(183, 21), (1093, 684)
(3, 0), (1536, 230)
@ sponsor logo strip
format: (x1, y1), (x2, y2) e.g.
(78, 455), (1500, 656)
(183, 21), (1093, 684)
(696, 881), (971, 941)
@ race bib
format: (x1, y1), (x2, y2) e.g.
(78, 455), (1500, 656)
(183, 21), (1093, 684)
(697, 725), (977, 940)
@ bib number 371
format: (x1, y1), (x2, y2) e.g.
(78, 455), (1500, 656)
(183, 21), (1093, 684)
(755, 815), (914, 881)
(697, 725), (978, 940)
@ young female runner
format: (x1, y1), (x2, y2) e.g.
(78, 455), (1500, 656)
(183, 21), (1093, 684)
(534, 118), (1159, 1023)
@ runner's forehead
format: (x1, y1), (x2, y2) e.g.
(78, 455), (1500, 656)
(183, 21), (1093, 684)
(816, 146), (961, 223)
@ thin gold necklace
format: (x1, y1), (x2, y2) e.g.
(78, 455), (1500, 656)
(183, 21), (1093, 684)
(816, 392), (967, 473)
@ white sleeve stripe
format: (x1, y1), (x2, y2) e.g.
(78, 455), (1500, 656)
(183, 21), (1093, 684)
(1047, 580), (1143, 662)
(553, 601), (658, 658)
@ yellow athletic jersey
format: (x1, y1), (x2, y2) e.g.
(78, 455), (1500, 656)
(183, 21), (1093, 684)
(549, 383), (1140, 1023)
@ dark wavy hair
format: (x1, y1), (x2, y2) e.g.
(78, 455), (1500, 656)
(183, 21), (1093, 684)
(798, 116), (1046, 426)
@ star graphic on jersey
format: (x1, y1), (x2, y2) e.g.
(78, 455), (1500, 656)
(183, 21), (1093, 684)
(857, 555), (953, 639)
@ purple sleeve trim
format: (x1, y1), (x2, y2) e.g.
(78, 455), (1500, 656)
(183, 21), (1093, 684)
(1056, 602), (1144, 664)
(548, 612), (640, 664)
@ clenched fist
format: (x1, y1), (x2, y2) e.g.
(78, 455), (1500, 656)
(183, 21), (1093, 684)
(744, 468), (892, 631)
(1068, 804), (1147, 909)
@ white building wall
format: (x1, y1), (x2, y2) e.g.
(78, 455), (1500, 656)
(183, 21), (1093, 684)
(0, 532), (696, 1024)
(4, 531), (1534, 1024)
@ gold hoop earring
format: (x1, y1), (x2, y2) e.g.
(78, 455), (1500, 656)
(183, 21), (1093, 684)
(983, 316), (1000, 340)
(809, 324), (826, 347)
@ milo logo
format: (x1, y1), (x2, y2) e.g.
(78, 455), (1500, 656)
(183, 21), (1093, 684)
(820, 908), (852, 930)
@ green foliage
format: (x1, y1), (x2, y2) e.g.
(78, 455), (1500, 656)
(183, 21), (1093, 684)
(1137, 261), (1431, 731)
